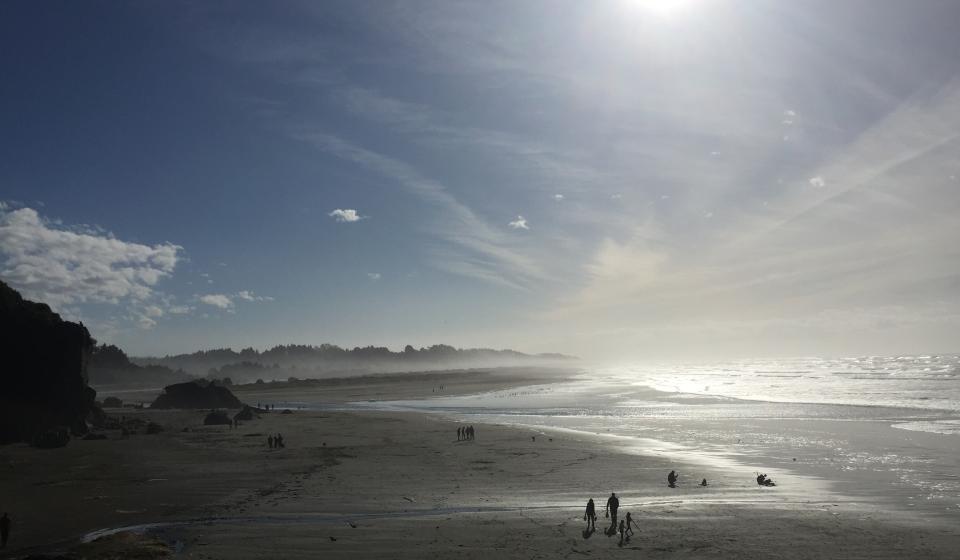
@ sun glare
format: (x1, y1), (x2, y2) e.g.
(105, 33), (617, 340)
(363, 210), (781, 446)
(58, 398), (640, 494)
(629, 0), (698, 18)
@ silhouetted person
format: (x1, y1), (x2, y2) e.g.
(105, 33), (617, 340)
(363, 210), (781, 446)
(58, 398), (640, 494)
(625, 511), (637, 537)
(618, 519), (626, 545)
(457, 427), (462, 441)
(1, 512), (10, 548)
(276, 433), (285, 448)
(605, 492), (619, 524)
(757, 473), (775, 486)
(668, 470), (678, 488)
(701, 478), (708, 486)
(268, 435), (274, 449)
(584, 498), (597, 530)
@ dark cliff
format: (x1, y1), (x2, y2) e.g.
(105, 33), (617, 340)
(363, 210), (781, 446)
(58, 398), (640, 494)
(0, 280), (97, 445)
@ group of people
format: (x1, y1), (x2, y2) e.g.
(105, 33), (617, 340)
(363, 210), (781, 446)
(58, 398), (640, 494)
(583, 493), (640, 546)
(256, 402), (279, 411)
(667, 470), (708, 488)
(457, 425), (476, 441)
(668, 468), (776, 488)
(267, 433), (286, 448)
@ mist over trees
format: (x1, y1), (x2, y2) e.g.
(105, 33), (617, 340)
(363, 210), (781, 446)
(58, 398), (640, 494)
(136, 343), (575, 384)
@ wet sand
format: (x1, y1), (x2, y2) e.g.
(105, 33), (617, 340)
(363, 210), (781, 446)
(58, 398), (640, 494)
(2, 368), (958, 559)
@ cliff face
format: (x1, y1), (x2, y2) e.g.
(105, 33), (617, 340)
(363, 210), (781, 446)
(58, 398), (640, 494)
(0, 280), (97, 445)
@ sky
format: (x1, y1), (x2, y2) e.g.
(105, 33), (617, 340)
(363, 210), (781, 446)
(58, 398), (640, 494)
(1, 0), (959, 360)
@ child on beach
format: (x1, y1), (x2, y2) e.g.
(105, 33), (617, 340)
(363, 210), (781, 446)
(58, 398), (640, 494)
(625, 511), (637, 537)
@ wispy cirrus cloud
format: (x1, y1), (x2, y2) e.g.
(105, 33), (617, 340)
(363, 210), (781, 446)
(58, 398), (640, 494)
(508, 216), (529, 230)
(292, 131), (547, 289)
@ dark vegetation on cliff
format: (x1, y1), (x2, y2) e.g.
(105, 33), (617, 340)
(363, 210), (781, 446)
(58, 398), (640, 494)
(89, 343), (192, 387)
(0, 280), (99, 445)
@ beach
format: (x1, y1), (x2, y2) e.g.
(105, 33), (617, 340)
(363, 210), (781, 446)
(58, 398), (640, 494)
(2, 367), (959, 559)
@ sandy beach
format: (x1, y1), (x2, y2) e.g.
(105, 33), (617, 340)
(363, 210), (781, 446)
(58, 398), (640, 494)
(2, 369), (958, 559)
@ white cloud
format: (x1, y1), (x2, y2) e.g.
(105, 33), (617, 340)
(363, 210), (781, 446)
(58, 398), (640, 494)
(0, 207), (182, 308)
(782, 109), (797, 125)
(553, 194), (564, 201)
(367, 272), (381, 281)
(168, 305), (193, 315)
(236, 290), (274, 302)
(136, 315), (157, 330)
(808, 176), (827, 188)
(143, 305), (164, 318)
(199, 294), (234, 309)
(508, 215), (529, 230)
(329, 208), (365, 223)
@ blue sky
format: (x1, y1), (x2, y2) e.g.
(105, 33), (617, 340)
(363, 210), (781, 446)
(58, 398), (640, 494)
(2, 1), (959, 359)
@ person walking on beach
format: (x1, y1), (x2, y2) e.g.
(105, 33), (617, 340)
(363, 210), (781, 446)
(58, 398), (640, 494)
(268, 435), (274, 449)
(618, 518), (626, 546)
(625, 511), (638, 538)
(584, 498), (597, 530)
(668, 470), (678, 488)
(605, 492), (619, 524)
(1, 512), (10, 548)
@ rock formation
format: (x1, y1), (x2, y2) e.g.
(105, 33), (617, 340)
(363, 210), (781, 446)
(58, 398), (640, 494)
(203, 410), (232, 425)
(0, 280), (98, 445)
(150, 380), (244, 409)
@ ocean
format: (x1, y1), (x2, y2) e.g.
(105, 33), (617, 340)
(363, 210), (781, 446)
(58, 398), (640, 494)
(350, 355), (960, 518)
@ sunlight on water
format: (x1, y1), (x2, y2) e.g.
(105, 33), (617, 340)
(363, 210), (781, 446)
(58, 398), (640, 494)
(354, 355), (960, 518)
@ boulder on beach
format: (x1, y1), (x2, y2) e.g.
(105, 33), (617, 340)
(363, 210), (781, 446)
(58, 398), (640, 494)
(234, 405), (257, 421)
(0, 281), (99, 445)
(103, 396), (123, 408)
(150, 381), (244, 410)
(204, 410), (233, 425)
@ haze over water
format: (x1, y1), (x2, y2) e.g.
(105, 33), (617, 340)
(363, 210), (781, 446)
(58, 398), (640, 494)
(346, 355), (960, 517)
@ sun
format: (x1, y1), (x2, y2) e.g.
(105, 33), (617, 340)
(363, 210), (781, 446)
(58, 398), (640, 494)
(628, 0), (699, 18)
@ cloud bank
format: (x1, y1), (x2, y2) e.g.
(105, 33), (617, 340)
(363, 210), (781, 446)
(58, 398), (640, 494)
(0, 206), (182, 308)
